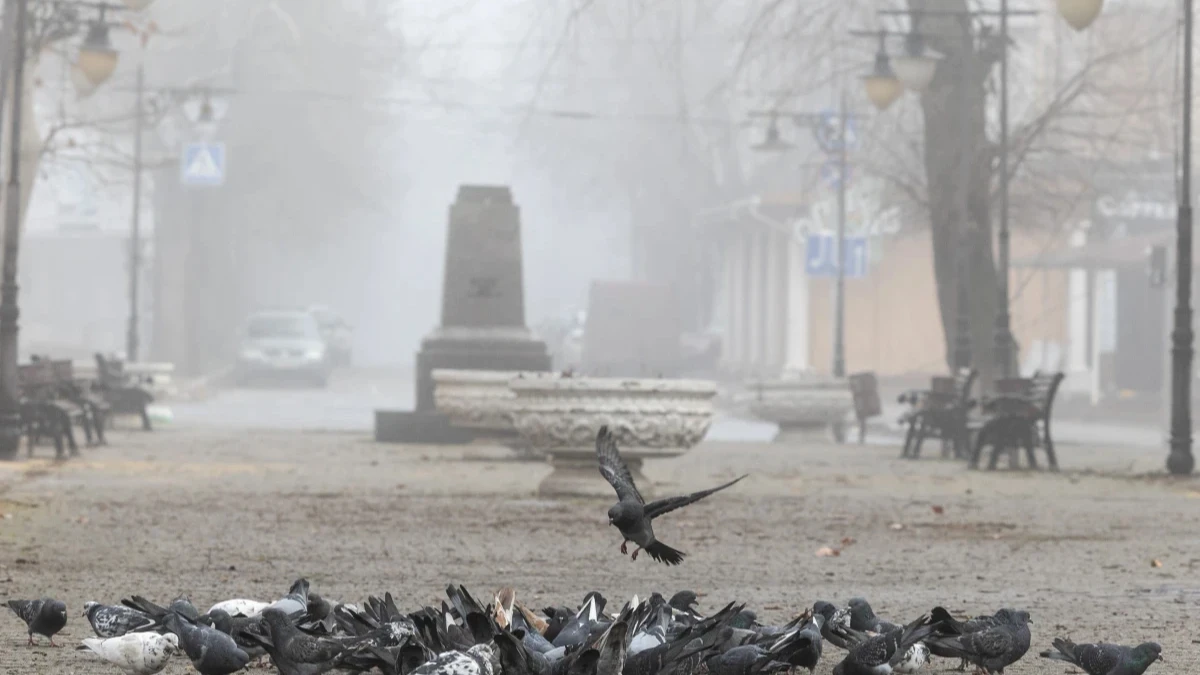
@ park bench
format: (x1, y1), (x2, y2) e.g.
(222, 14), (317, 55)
(898, 369), (978, 460)
(969, 371), (1066, 471)
(94, 353), (154, 431)
(17, 358), (105, 458)
(847, 372), (882, 444)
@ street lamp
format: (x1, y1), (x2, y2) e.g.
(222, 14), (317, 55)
(77, 22), (119, 86)
(891, 31), (940, 93)
(1057, 0), (1105, 31)
(862, 34), (903, 111)
(751, 115), (795, 153)
(1168, 0), (1194, 476)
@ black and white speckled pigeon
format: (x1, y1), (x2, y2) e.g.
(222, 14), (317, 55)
(6, 597), (68, 646)
(1039, 638), (1163, 675)
(83, 601), (155, 638)
(830, 614), (939, 675)
(412, 645), (496, 675)
(78, 632), (180, 675)
(925, 609), (1031, 675)
(596, 425), (747, 565)
(162, 612), (251, 675)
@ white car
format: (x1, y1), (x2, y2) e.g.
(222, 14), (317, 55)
(235, 310), (332, 387)
(308, 305), (353, 367)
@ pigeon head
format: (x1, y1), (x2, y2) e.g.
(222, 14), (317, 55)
(205, 609), (233, 633)
(995, 608), (1031, 625)
(45, 599), (67, 622)
(1133, 642), (1164, 664)
(82, 601), (99, 618)
(607, 502), (640, 528)
(162, 633), (181, 653)
(731, 609), (757, 629)
(668, 591), (698, 611)
(812, 601), (838, 622)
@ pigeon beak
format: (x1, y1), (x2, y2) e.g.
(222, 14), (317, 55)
(1157, 655), (1165, 662)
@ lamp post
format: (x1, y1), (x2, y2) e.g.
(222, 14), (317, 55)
(1168, 0), (1195, 476)
(750, 101), (862, 378)
(126, 60), (144, 361)
(0, 0), (30, 456)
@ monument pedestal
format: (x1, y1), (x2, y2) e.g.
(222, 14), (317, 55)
(375, 185), (552, 444)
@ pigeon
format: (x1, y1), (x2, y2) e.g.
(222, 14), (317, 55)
(668, 592), (703, 624)
(813, 601), (853, 650)
(77, 632), (180, 675)
(595, 621), (628, 675)
(248, 606), (360, 675)
(704, 643), (792, 675)
(84, 601), (156, 638)
(831, 614), (939, 675)
(208, 598), (269, 617)
(203, 608), (268, 659)
(596, 425), (747, 565)
(494, 588), (516, 630)
(1039, 638), (1163, 675)
(848, 599), (900, 634)
(412, 644), (495, 675)
(925, 609), (1031, 675)
(162, 612), (251, 675)
(928, 607), (1002, 670)
(6, 598), (68, 646)
(766, 612), (823, 672)
(122, 595), (201, 623)
(266, 578), (311, 616)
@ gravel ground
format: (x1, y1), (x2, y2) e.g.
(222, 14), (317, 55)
(0, 428), (1197, 674)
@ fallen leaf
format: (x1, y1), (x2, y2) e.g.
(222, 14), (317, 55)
(1151, 559), (1163, 568)
(932, 505), (945, 515)
(841, 537), (857, 546)
(889, 523), (905, 530)
(815, 546), (841, 557)
(76, 516), (88, 525)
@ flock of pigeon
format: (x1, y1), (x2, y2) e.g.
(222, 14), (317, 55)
(4, 584), (1163, 675)
(2, 427), (1169, 675)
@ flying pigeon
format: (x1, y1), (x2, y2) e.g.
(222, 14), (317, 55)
(1040, 638), (1163, 675)
(925, 609), (1031, 675)
(77, 632), (179, 675)
(596, 425), (747, 565)
(831, 614), (939, 675)
(207, 598), (269, 617)
(162, 612), (251, 675)
(6, 598), (68, 646)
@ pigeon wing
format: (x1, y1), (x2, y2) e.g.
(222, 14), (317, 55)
(596, 426), (643, 504)
(6, 600), (39, 626)
(1073, 643), (1123, 675)
(643, 475), (748, 520)
(959, 627), (1015, 660)
(294, 635), (346, 663)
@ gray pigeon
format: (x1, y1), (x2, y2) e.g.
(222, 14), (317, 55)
(596, 425), (747, 565)
(162, 612), (251, 675)
(925, 609), (1031, 674)
(928, 607), (1003, 670)
(122, 595), (200, 623)
(6, 598), (68, 646)
(83, 601), (155, 638)
(203, 608), (268, 659)
(250, 607), (357, 675)
(1040, 638), (1163, 675)
(813, 602), (853, 651)
(704, 644), (791, 675)
(830, 614), (939, 675)
(267, 578), (311, 616)
(848, 599), (900, 634)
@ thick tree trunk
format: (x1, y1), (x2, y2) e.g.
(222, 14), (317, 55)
(0, 70), (44, 279)
(911, 0), (1009, 384)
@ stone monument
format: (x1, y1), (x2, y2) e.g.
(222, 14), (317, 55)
(375, 185), (552, 444)
(582, 280), (682, 376)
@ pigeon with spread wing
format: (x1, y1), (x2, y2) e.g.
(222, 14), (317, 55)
(596, 425), (746, 565)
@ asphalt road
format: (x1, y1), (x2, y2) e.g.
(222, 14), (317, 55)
(167, 367), (1165, 451)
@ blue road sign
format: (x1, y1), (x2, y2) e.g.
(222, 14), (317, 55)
(814, 109), (858, 154)
(181, 142), (226, 186)
(805, 234), (870, 278)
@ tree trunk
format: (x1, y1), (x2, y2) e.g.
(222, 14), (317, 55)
(911, 0), (1008, 385)
(0, 66), (44, 279)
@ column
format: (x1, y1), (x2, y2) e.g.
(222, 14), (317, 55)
(785, 236), (810, 371)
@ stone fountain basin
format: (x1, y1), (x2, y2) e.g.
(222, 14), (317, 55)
(507, 376), (717, 497)
(742, 379), (854, 442)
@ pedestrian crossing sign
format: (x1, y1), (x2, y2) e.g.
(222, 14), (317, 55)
(181, 142), (226, 186)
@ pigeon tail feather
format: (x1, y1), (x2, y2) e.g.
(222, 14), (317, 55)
(644, 541), (686, 566)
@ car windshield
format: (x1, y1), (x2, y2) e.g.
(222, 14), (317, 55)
(246, 315), (318, 339)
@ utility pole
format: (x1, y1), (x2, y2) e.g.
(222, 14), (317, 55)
(1169, 0), (1195, 476)
(832, 90), (848, 378)
(126, 60), (145, 362)
(993, 0), (1016, 378)
(0, 0), (27, 456)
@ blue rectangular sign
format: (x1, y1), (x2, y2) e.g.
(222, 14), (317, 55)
(805, 234), (869, 278)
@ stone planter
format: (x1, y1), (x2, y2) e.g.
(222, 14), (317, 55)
(744, 378), (854, 443)
(508, 377), (717, 497)
(431, 369), (558, 454)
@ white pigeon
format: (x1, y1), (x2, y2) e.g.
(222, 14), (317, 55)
(79, 631), (179, 675)
(207, 598), (269, 617)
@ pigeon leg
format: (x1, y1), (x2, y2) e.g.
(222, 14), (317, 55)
(48, 636), (60, 648)
(26, 635), (34, 647)
(631, 547), (641, 561)
(620, 541), (628, 555)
